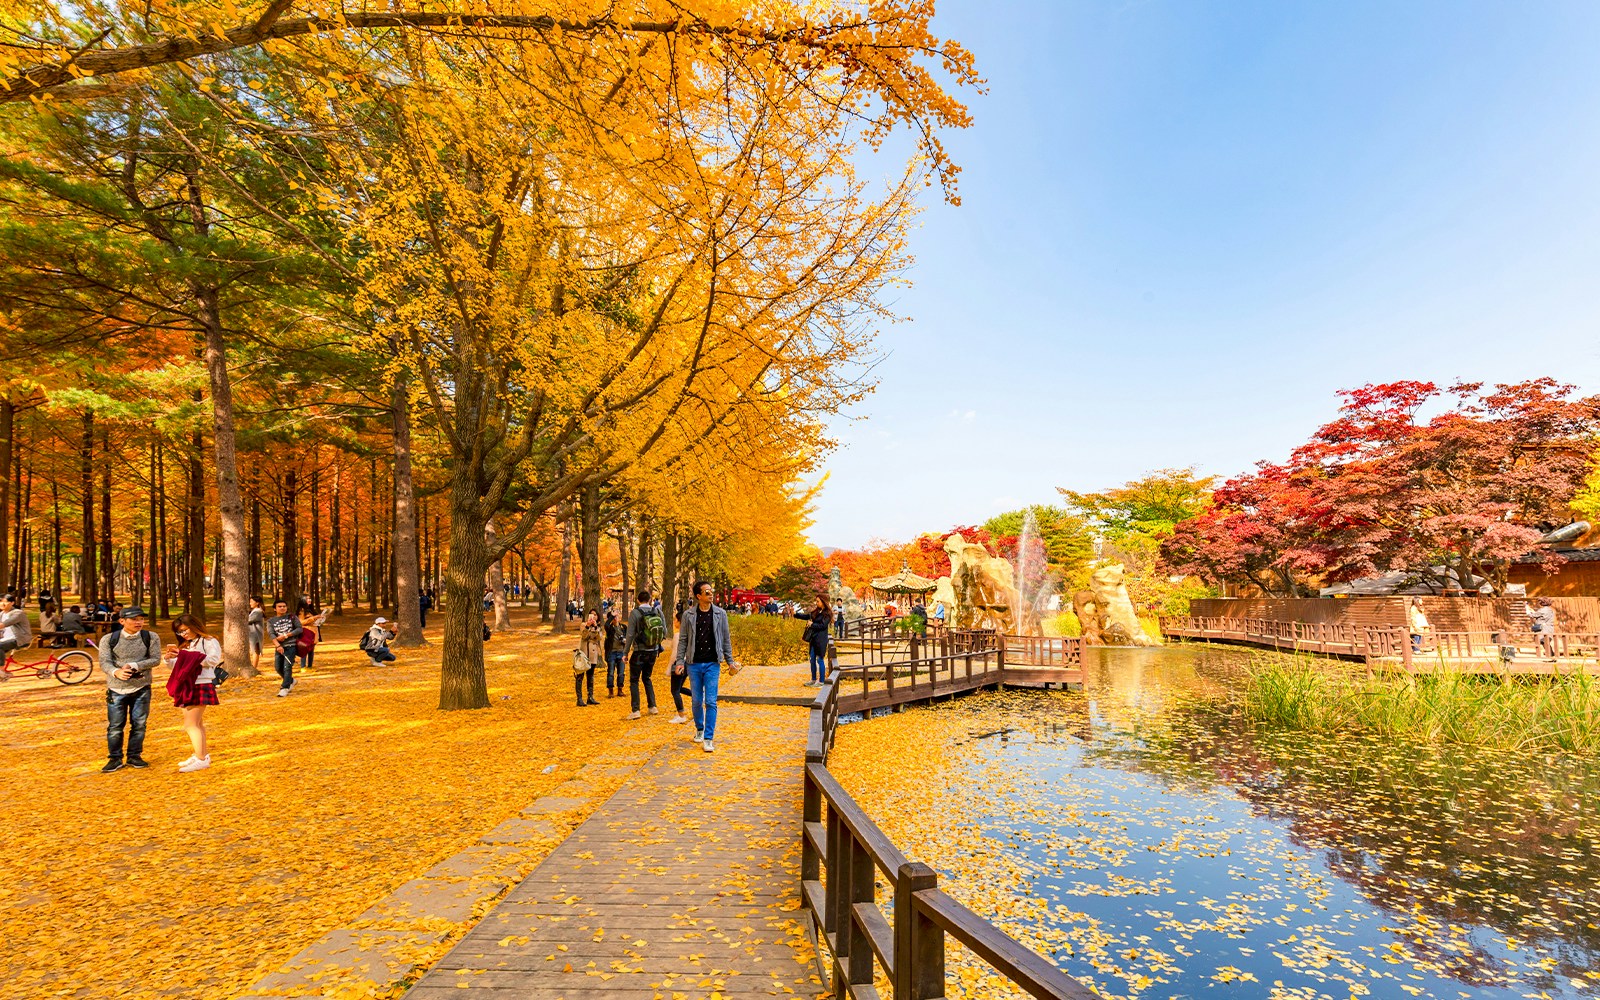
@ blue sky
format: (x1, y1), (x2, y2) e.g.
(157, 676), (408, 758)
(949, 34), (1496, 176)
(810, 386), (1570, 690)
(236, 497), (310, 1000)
(808, 0), (1600, 549)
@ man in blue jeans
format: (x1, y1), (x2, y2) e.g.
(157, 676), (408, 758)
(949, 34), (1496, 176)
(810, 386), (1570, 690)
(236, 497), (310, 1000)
(671, 580), (741, 753)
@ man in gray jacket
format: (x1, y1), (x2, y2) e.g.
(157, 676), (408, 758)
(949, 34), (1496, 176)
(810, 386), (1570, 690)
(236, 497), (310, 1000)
(670, 581), (740, 752)
(99, 607), (162, 772)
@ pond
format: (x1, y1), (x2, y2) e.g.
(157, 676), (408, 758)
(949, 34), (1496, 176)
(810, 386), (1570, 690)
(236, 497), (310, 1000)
(826, 645), (1600, 1000)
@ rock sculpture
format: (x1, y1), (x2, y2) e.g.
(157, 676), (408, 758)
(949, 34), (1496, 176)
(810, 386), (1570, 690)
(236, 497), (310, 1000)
(1088, 563), (1161, 646)
(1071, 589), (1104, 645)
(827, 567), (866, 624)
(943, 534), (1022, 633)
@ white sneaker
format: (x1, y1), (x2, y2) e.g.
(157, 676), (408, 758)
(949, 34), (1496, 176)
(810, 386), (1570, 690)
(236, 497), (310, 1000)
(276, 688), (289, 698)
(627, 711), (641, 720)
(178, 755), (198, 768)
(694, 731), (703, 741)
(703, 740), (715, 753)
(179, 756), (211, 773)
(648, 706), (659, 715)
(668, 715), (687, 724)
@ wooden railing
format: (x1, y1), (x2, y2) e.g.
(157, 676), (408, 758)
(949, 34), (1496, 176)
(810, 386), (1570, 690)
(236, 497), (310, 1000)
(1161, 615), (1600, 668)
(803, 649), (1098, 1000)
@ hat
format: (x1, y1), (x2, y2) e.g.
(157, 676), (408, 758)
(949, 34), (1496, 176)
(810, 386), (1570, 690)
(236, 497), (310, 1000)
(375, 617), (388, 624)
(119, 607), (147, 619)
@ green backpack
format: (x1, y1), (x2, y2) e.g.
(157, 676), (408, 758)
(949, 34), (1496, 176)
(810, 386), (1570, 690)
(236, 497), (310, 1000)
(640, 609), (666, 648)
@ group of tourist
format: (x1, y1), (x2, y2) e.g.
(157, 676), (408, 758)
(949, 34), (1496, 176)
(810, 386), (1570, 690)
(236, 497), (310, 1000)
(568, 582), (745, 753)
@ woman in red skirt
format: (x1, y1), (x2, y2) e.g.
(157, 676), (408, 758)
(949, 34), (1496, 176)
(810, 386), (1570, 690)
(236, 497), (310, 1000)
(166, 613), (221, 773)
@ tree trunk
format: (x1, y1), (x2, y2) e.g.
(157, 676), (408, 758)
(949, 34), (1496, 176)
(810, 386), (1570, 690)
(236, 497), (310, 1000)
(579, 481), (602, 616)
(616, 526), (631, 616)
(0, 397), (13, 594)
(660, 532), (679, 638)
(554, 509), (572, 634)
(391, 377), (425, 646)
(156, 447), (169, 619)
(635, 518), (652, 600)
(100, 425), (112, 603)
(280, 470), (300, 611)
(439, 471), (492, 710)
(185, 426), (206, 616)
(330, 471), (343, 615)
(80, 411), (96, 607)
(486, 517), (511, 631)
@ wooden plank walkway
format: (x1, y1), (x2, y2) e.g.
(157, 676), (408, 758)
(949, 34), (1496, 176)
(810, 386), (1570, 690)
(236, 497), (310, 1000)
(404, 704), (820, 999)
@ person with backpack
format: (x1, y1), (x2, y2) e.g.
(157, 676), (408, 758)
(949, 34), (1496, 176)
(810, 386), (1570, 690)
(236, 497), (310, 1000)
(603, 609), (627, 698)
(361, 617), (397, 666)
(671, 581), (740, 752)
(624, 588), (666, 720)
(165, 613), (223, 773)
(267, 599), (302, 696)
(98, 607), (161, 772)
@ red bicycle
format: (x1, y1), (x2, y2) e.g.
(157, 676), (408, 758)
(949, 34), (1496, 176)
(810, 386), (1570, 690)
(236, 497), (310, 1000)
(0, 645), (94, 684)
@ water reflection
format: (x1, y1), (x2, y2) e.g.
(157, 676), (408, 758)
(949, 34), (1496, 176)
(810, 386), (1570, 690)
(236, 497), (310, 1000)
(828, 645), (1600, 1000)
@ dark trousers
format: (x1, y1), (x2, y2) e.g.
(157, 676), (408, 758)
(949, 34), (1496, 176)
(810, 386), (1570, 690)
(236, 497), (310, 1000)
(106, 686), (151, 761)
(575, 666), (595, 703)
(629, 650), (658, 711)
(606, 652), (625, 691)
(274, 648), (295, 689)
(669, 665), (689, 712)
(299, 648), (315, 671)
(420, 608), (428, 628)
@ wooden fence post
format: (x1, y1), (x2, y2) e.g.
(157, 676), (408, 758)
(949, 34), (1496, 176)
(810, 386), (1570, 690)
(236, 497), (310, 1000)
(894, 862), (943, 1000)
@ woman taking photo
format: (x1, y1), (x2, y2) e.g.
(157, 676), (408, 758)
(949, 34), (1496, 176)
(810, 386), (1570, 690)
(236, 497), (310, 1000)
(577, 610), (602, 707)
(166, 614), (221, 773)
(804, 596), (833, 686)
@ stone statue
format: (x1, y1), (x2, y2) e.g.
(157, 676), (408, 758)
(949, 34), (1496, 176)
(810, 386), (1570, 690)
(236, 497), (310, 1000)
(827, 567), (866, 624)
(943, 534), (1022, 633)
(1088, 563), (1161, 646)
(1072, 589), (1104, 645)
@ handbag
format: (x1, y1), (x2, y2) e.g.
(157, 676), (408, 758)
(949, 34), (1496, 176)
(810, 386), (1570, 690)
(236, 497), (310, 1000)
(572, 648), (591, 676)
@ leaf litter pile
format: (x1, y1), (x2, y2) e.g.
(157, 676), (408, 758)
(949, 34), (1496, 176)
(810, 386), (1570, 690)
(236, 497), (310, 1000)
(0, 621), (684, 1000)
(827, 649), (1600, 1000)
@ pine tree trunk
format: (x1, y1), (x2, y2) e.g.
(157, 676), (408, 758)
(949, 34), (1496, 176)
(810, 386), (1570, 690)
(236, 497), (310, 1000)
(80, 411), (96, 607)
(280, 469), (300, 611)
(391, 378), (426, 646)
(0, 397), (13, 593)
(635, 519), (652, 600)
(616, 526), (631, 616)
(186, 426), (206, 616)
(330, 472), (343, 616)
(99, 426), (112, 602)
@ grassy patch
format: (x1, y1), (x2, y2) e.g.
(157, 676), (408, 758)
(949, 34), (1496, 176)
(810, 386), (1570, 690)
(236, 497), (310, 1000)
(728, 614), (808, 665)
(1242, 654), (1600, 755)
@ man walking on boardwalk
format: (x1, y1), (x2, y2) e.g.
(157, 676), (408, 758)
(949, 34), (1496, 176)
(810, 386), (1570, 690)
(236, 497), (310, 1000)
(670, 581), (740, 753)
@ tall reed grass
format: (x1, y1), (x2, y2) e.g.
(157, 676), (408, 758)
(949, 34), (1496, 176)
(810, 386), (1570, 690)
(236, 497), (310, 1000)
(1242, 654), (1600, 755)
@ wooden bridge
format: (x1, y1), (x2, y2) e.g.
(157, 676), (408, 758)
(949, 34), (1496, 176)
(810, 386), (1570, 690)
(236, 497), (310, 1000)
(404, 628), (1093, 1000)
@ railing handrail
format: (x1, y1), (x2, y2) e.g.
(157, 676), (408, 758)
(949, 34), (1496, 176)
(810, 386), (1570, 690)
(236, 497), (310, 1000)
(802, 640), (1097, 1000)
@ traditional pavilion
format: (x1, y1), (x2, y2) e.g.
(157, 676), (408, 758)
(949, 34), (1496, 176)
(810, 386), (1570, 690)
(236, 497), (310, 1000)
(869, 562), (938, 609)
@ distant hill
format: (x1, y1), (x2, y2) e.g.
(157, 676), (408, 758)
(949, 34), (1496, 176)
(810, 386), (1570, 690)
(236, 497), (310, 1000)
(818, 546), (840, 556)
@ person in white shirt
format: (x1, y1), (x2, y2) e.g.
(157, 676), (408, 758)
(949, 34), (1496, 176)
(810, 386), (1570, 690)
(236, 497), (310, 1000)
(167, 613), (222, 773)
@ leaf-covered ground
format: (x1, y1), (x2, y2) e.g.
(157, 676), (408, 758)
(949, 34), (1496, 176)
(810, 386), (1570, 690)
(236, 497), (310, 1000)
(827, 648), (1600, 1000)
(0, 618), (684, 1000)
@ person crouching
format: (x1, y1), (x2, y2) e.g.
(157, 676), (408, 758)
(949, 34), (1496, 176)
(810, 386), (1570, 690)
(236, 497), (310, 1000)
(363, 617), (397, 666)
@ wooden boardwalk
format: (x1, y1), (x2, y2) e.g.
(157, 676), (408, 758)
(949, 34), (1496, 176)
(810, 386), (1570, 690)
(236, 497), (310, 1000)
(404, 704), (820, 999)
